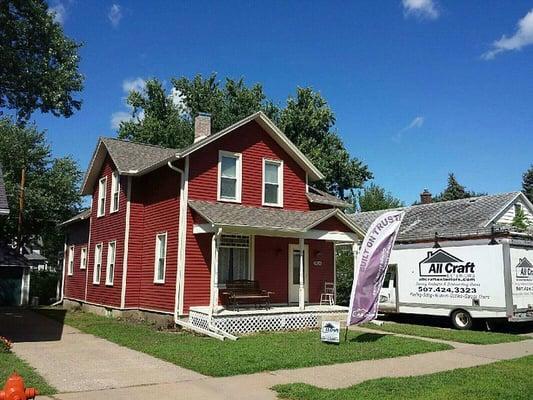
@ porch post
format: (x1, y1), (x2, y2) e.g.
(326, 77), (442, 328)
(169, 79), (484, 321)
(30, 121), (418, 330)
(209, 227), (222, 317)
(298, 237), (305, 311)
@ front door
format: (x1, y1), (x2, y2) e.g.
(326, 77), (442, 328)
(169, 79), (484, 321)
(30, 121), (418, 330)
(288, 244), (309, 303)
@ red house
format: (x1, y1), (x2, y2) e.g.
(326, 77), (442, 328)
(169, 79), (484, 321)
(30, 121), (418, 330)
(60, 112), (362, 336)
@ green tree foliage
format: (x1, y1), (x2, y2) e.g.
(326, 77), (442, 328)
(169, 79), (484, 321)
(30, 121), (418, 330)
(335, 247), (354, 306)
(0, 0), (83, 121)
(356, 183), (404, 212)
(522, 165), (533, 203)
(512, 207), (529, 231)
(118, 75), (372, 198)
(0, 118), (82, 266)
(433, 173), (485, 202)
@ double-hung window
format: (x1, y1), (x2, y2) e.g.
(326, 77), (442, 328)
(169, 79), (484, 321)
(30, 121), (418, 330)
(67, 245), (75, 276)
(97, 177), (107, 217)
(80, 247), (87, 270)
(154, 233), (167, 283)
(93, 243), (102, 284)
(218, 235), (250, 285)
(263, 159), (283, 207)
(110, 171), (120, 213)
(218, 151), (242, 202)
(106, 241), (116, 286)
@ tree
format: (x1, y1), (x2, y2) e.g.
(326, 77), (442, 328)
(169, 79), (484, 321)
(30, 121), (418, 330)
(278, 88), (372, 198)
(512, 207), (529, 231)
(334, 247), (354, 306)
(118, 75), (372, 198)
(356, 183), (403, 212)
(433, 173), (485, 202)
(0, 118), (82, 266)
(522, 165), (533, 203)
(0, 0), (83, 121)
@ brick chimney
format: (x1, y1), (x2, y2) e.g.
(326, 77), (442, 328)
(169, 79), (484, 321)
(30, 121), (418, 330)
(194, 113), (211, 143)
(420, 189), (432, 204)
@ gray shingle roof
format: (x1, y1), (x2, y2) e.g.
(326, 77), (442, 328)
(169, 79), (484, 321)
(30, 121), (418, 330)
(101, 138), (178, 174)
(0, 165), (8, 214)
(58, 209), (91, 227)
(306, 187), (351, 208)
(0, 244), (29, 268)
(189, 200), (344, 232)
(348, 192), (522, 242)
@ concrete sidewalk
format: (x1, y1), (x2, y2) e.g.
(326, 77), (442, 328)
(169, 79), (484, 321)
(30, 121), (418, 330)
(2, 309), (531, 400)
(0, 309), (203, 393)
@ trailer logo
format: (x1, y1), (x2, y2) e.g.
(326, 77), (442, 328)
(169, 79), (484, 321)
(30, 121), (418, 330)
(419, 250), (475, 277)
(516, 258), (533, 280)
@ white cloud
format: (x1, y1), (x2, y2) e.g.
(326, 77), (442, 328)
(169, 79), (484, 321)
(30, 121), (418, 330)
(402, 0), (440, 20)
(108, 4), (123, 28)
(48, 2), (67, 24)
(110, 111), (131, 130)
(394, 116), (424, 141)
(122, 77), (146, 94)
(482, 9), (533, 60)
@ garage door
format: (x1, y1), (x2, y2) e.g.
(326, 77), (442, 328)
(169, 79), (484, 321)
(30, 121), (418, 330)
(0, 267), (23, 306)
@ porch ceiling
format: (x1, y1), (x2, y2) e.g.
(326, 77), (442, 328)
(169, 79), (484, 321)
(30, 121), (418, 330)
(188, 200), (364, 239)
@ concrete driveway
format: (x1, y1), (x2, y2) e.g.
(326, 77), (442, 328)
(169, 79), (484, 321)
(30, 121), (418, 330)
(0, 309), (204, 393)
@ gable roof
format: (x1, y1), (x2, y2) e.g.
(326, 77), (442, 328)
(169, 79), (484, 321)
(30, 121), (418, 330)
(0, 244), (29, 268)
(176, 112), (324, 181)
(349, 192), (531, 243)
(188, 200), (363, 236)
(516, 258), (533, 269)
(0, 165), (9, 215)
(421, 250), (462, 264)
(81, 112), (324, 195)
(58, 209), (91, 227)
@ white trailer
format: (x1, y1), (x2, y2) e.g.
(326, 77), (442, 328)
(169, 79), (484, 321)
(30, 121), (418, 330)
(379, 238), (533, 329)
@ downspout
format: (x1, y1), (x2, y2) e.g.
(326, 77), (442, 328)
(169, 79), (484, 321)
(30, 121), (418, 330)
(167, 160), (236, 341)
(51, 240), (67, 306)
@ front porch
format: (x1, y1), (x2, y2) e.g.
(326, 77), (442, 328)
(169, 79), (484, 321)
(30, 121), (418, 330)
(189, 304), (348, 334)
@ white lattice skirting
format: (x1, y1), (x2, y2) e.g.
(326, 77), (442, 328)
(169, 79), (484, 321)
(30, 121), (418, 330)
(189, 309), (347, 335)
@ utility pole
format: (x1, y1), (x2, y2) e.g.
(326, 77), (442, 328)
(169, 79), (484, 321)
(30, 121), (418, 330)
(17, 166), (26, 251)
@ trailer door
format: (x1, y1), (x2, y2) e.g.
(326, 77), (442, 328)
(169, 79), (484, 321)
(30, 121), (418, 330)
(379, 264), (398, 312)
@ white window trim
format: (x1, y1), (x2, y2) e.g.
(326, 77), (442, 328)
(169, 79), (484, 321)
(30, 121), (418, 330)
(216, 234), (252, 288)
(106, 241), (116, 286)
(67, 245), (75, 276)
(154, 232), (167, 284)
(262, 158), (284, 207)
(97, 177), (107, 217)
(110, 171), (120, 214)
(80, 247), (87, 270)
(93, 243), (103, 285)
(217, 150), (242, 203)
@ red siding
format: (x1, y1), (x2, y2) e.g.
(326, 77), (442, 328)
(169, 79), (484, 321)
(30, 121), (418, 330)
(314, 216), (353, 232)
(253, 237), (334, 304)
(64, 220), (89, 301)
(86, 156), (127, 307)
(134, 167), (180, 312)
(188, 121), (310, 211)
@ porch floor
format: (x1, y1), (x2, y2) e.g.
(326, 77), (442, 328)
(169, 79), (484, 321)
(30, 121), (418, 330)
(189, 304), (348, 334)
(190, 304), (348, 317)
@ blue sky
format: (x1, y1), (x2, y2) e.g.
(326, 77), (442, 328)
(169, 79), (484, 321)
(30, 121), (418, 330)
(36, 0), (533, 204)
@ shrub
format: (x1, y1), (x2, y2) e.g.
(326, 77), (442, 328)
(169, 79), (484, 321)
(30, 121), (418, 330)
(29, 271), (59, 305)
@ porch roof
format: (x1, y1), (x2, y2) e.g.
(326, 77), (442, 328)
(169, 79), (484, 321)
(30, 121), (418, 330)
(188, 200), (363, 238)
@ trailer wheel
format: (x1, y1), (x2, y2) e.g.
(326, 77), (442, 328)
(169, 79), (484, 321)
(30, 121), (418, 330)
(451, 309), (473, 330)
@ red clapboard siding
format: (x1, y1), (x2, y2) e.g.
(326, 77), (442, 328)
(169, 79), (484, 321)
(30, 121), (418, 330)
(86, 156), (126, 307)
(253, 237), (333, 304)
(64, 220), (89, 301)
(188, 121), (310, 211)
(182, 209), (212, 313)
(313, 216), (353, 232)
(135, 167), (180, 312)
(124, 181), (144, 308)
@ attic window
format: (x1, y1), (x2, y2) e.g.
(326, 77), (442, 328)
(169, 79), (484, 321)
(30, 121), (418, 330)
(110, 171), (120, 213)
(97, 177), (107, 217)
(515, 203), (523, 214)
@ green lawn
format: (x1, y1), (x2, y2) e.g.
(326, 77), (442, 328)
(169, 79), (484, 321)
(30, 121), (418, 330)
(361, 321), (527, 345)
(274, 355), (533, 400)
(0, 352), (56, 395)
(38, 309), (451, 377)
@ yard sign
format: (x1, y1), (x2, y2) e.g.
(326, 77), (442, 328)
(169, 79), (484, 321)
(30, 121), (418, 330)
(347, 210), (405, 326)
